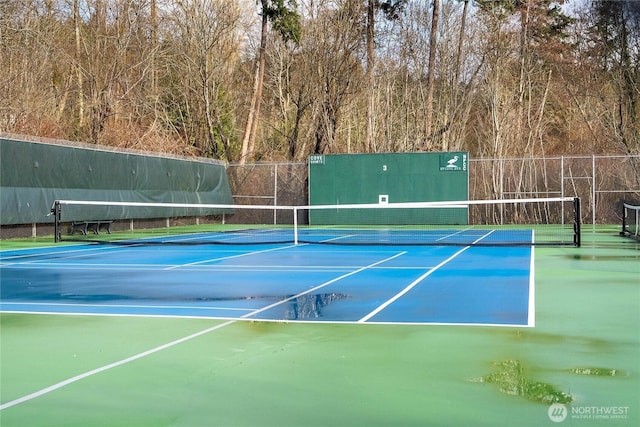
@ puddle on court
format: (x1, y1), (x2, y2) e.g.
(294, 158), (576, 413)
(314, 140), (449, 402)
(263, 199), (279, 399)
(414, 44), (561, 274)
(283, 292), (350, 320)
(191, 292), (350, 320)
(564, 254), (640, 261)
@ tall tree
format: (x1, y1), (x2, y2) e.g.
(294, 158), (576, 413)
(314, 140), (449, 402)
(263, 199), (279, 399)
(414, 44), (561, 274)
(364, 0), (407, 152)
(365, 0), (375, 151)
(424, 0), (440, 149)
(311, 1), (365, 155)
(240, 0), (300, 164)
(474, 0), (573, 157)
(589, 0), (640, 154)
(73, 0), (84, 130)
(454, 0), (470, 83)
(161, 0), (243, 159)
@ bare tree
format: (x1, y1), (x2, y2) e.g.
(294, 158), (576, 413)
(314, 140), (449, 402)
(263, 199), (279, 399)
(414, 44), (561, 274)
(424, 0), (439, 149)
(588, 0), (640, 154)
(365, 0), (375, 152)
(73, 0), (84, 130)
(3, 0), (638, 168)
(310, 1), (365, 154)
(239, 0), (300, 164)
(161, 0), (243, 159)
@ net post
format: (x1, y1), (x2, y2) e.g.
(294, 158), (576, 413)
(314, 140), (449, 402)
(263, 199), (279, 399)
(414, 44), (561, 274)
(573, 197), (581, 247)
(52, 201), (62, 243)
(620, 201), (627, 236)
(293, 207), (299, 245)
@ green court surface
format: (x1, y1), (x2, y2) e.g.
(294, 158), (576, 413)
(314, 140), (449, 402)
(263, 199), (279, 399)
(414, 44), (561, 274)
(1, 227), (638, 426)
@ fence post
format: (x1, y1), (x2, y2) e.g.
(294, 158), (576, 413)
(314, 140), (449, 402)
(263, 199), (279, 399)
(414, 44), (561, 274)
(274, 163), (278, 225)
(574, 197), (581, 247)
(592, 155), (596, 225)
(560, 156), (564, 199)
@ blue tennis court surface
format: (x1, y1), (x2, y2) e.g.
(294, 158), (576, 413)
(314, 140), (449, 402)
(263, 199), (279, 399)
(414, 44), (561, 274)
(0, 241), (535, 326)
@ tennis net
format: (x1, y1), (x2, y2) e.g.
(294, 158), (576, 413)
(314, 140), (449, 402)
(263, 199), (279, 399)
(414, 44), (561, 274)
(51, 197), (581, 246)
(620, 202), (640, 241)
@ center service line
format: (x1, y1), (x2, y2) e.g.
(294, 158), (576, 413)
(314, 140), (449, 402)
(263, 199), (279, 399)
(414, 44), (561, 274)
(240, 251), (408, 319)
(358, 230), (496, 323)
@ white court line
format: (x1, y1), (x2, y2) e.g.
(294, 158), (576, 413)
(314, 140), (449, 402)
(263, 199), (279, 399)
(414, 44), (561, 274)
(2, 302), (254, 312)
(0, 320), (236, 411)
(0, 263), (429, 272)
(358, 230), (497, 323)
(435, 226), (474, 241)
(163, 243), (301, 270)
(358, 247), (471, 322)
(3, 244), (305, 270)
(528, 234), (536, 327)
(0, 311), (529, 328)
(0, 250), (406, 411)
(1, 263), (175, 270)
(0, 245), (129, 265)
(240, 251), (407, 319)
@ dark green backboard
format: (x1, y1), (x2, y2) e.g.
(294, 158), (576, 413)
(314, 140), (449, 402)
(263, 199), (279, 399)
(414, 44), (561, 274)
(308, 152), (469, 225)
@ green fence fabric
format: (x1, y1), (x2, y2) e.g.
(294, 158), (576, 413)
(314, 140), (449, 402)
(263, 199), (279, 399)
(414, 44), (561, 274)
(0, 138), (233, 224)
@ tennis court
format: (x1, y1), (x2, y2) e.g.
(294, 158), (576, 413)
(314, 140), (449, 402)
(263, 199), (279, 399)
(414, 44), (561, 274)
(1, 226), (639, 426)
(0, 235), (534, 325)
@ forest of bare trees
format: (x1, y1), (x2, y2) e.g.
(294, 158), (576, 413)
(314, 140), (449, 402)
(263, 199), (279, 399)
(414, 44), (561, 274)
(1, 0), (639, 162)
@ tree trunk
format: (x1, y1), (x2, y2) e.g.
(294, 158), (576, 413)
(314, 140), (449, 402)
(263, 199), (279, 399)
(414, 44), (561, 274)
(73, 0), (84, 129)
(365, 0), (375, 152)
(240, 2), (269, 165)
(455, 0), (469, 83)
(150, 0), (158, 95)
(424, 0), (439, 149)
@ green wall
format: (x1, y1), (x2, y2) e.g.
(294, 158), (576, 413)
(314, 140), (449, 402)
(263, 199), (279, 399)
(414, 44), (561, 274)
(308, 152), (469, 225)
(0, 137), (233, 224)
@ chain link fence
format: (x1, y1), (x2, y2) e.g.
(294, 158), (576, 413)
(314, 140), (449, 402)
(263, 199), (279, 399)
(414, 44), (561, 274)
(3, 154), (638, 239)
(228, 155), (640, 225)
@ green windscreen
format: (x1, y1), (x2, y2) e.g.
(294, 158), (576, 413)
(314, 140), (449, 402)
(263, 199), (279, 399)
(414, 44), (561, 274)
(0, 137), (233, 225)
(308, 152), (469, 225)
